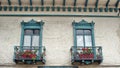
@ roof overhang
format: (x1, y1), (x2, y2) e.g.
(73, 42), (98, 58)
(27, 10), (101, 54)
(0, 0), (119, 12)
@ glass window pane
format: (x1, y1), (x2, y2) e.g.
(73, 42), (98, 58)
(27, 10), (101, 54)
(77, 36), (84, 46)
(24, 35), (31, 46)
(24, 30), (33, 35)
(84, 30), (91, 35)
(76, 30), (83, 35)
(32, 36), (39, 46)
(85, 36), (92, 46)
(24, 29), (40, 47)
(34, 30), (40, 35)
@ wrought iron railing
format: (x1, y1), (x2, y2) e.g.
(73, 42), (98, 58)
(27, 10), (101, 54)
(70, 46), (103, 64)
(13, 46), (46, 64)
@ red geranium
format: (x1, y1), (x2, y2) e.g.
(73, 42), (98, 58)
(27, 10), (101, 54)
(21, 50), (37, 59)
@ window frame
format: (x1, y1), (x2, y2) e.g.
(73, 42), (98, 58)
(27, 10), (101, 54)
(20, 19), (44, 52)
(72, 20), (95, 48)
(71, 20), (103, 64)
(72, 20), (96, 58)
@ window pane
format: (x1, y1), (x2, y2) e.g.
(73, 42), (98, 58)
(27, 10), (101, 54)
(24, 35), (31, 46)
(24, 29), (40, 47)
(84, 30), (91, 35)
(77, 36), (84, 46)
(34, 30), (40, 35)
(24, 30), (33, 35)
(76, 30), (83, 35)
(32, 36), (39, 46)
(85, 36), (92, 46)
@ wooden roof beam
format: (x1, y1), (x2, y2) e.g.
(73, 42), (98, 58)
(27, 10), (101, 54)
(41, 0), (44, 6)
(7, 0), (11, 5)
(85, 0), (88, 7)
(53, 0), (55, 6)
(106, 0), (110, 8)
(63, 0), (66, 6)
(30, 0), (32, 6)
(18, 0), (22, 5)
(115, 0), (120, 8)
(95, 0), (99, 8)
(74, 0), (77, 6)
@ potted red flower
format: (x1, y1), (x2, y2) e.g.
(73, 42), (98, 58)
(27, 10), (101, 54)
(80, 48), (94, 59)
(21, 50), (37, 60)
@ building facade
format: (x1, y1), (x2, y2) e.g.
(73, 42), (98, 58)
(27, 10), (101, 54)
(0, 0), (120, 67)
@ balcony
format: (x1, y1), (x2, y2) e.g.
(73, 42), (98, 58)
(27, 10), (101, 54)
(70, 46), (103, 64)
(13, 46), (46, 64)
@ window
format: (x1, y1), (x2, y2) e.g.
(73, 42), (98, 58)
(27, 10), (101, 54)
(76, 29), (92, 47)
(14, 19), (46, 64)
(71, 19), (103, 64)
(24, 29), (40, 47)
(20, 20), (44, 48)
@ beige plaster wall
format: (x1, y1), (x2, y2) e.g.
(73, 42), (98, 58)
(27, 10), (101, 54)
(0, 16), (120, 65)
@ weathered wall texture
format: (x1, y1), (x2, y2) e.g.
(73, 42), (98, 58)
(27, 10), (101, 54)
(0, 16), (120, 65)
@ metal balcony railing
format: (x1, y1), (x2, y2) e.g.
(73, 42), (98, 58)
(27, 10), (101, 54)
(13, 46), (46, 64)
(70, 46), (103, 64)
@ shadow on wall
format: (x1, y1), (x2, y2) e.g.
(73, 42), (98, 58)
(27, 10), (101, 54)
(116, 24), (120, 54)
